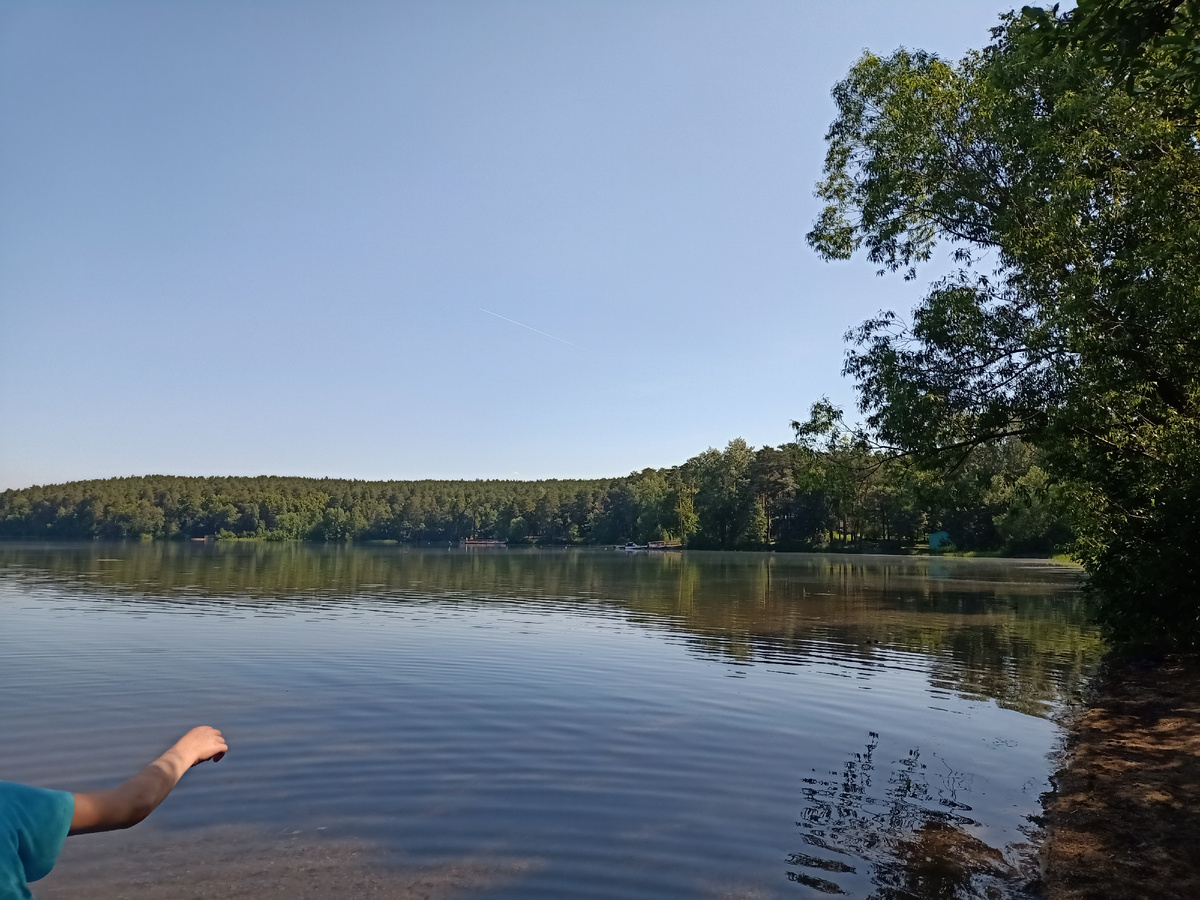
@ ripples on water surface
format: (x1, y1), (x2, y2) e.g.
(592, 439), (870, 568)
(0, 544), (1100, 899)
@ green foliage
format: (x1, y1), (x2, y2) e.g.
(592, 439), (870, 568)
(988, 465), (1074, 554)
(807, 2), (1200, 647)
(0, 438), (1063, 555)
(0, 475), (622, 545)
(506, 516), (530, 543)
(1026, 1), (1200, 114)
(686, 439), (759, 548)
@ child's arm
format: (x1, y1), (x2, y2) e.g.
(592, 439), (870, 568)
(68, 726), (228, 835)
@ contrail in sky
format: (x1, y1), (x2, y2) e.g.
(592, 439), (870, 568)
(479, 308), (583, 350)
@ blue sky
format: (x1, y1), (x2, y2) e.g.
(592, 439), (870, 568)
(2, 1), (1024, 490)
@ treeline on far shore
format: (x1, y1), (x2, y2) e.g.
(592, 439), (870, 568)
(0, 437), (1071, 554)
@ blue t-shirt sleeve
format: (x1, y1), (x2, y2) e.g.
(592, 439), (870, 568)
(0, 781), (74, 898)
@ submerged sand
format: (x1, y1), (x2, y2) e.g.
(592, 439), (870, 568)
(35, 825), (540, 899)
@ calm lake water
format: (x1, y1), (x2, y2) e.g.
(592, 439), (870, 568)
(0, 543), (1100, 900)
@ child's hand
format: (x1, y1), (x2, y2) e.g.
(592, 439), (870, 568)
(70, 726), (231, 834)
(174, 726), (228, 767)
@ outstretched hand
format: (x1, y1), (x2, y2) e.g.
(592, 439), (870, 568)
(173, 726), (228, 767)
(69, 725), (230, 835)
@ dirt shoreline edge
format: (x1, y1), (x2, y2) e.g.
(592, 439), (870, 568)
(1039, 654), (1200, 900)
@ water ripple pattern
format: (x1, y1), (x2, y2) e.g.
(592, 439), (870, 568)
(0, 544), (1098, 899)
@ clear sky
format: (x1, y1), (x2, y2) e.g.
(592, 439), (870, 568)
(1, 1), (1024, 490)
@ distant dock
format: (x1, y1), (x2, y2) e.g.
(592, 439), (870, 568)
(619, 540), (682, 552)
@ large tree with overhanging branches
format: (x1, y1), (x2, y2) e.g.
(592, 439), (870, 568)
(807, 1), (1200, 647)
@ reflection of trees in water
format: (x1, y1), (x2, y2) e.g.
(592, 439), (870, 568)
(2, 545), (1079, 898)
(0, 544), (1099, 713)
(792, 735), (1023, 899)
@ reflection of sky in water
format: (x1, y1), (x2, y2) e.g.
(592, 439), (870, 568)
(1, 545), (1096, 899)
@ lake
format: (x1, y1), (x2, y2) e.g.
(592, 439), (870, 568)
(0, 543), (1100, 899)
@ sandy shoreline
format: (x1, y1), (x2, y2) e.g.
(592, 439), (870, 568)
(1040, 654), (1200, 900)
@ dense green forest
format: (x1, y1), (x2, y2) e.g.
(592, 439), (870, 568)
(0, 436), (1069, 553)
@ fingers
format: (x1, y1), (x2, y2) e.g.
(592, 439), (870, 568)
(180, 726), (229, 766)
(201, 728), (228, 763)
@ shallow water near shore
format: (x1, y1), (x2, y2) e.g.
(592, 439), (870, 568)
(0, 543), (1100, 899)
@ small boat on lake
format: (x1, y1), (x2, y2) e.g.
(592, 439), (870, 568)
(620, 542), (648, 551)
(459, 538), (508, 547)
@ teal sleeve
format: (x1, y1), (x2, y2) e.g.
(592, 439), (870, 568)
(0, 781), (75, 898)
